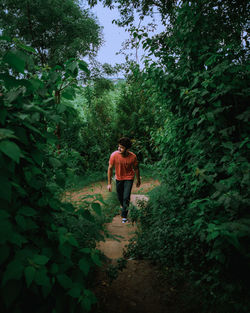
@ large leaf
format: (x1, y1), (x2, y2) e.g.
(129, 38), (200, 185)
(78, 60), (90, 75)
(57, 274), (73, 289)
(68, 283), (82, 298)
(62, 87), (76, 100)
(0, 129), (17, 141)
(33, 254), (50, 265)
(91, 251), (102, 267)
(34, 268), (50, 287)
(3, 50), (25, 73)
(79, 258), (90, 276)
(24, 266), (36, 288)
(18, 206), (37, 217)
(0, 140), (22, 163)
(2, 259), (24, 285)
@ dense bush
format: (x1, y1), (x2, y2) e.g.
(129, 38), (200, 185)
(0, 38), (104, 313)
(113, 0), (250, 312)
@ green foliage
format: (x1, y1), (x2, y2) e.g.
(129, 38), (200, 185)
(104, 0), (250, 312)
(0, 39), (104, 313)
(0, 0), (102, 66)
(61, 77), (120, 173)
(101, 188), (121, 222)
(114, 63), (161, 163)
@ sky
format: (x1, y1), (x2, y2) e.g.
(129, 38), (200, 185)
(90, 3), (165, 67)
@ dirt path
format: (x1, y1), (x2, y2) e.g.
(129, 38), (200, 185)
(63, 178), (160, 205)
(65, 179), (199, 313)
(93, 192), (172, 313)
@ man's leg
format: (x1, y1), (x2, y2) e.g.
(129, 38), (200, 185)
(121, 180), (134, 219)
(116, 180), (124, 210)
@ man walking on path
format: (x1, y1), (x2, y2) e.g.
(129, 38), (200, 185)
(107, 137), (141, 223)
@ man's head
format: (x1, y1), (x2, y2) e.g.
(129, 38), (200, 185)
(118, 137), (132, 155)
(118, 137), (132, 149)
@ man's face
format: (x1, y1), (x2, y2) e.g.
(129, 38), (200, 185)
(118, 144), (127, 155)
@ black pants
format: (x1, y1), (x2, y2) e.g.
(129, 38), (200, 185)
(116, 179), (134, 218)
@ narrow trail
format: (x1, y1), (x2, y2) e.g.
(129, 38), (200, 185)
(93, 192), (172, 313)
(65, 179), (198, 313)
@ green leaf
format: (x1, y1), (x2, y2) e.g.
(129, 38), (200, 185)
(2, 259), (24, 285)
(91, 202), (102, 216)
(30, 150), (43, 166)
(17, 42), (36, 53)
(0, 129), (17, 141)
(59, 243), (72, 258)
(33, 254), (50, 265)
(50, 263), (59, 274)
(24, 266), (36, 288)
(0, 35), (11, 41)
(58, 227), (68, 235)
(66, 61), (78, 77)
(222, 142), (233, 150)
(68, 283), (82, 298)
(62, 87), (75, 100)
(57, 274), (73, 289)
(80, 248), (92, 254)
(67, 234), (79, 247)
(192, 107), (199, 117)
(91, 251), (102, 267)
(6, 88), (23, 103)
(15, 215), (27, 229)
(81, 289), (97, 311)
(56, 102), (66, 113)
(79, 258), (90, 276)
(18, 206), (36, 217)
(0, 140), (22, 163)
(3, 50), (26, 73)
(9, 231), (27, 247)
(34, 268), (50, 287)
(78, 60), (90, 75)
(81, 297), (92, 311)
(49, 157), (62, 168)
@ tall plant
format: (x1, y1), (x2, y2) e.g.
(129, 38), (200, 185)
(0, 38), (103, 313)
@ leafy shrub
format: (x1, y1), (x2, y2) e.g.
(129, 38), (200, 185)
(123, 1), (250, 312)
(0, 39), (104, 313)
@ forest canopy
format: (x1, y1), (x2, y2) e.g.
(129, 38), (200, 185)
(0, 0), (103, 66)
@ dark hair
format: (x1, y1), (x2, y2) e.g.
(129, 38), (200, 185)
(118, 137), (132, 149)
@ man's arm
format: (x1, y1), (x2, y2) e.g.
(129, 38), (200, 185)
(107, 164), (113, 192)
(134, 165), (141, 187)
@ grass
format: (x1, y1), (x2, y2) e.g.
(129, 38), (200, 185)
(66, 170), (107, 191)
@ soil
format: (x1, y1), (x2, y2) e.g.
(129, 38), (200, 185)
(63, 178), (160, 205)
(65, 178), (202, 313)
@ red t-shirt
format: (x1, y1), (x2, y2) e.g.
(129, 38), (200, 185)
(109, 151), (138, 180)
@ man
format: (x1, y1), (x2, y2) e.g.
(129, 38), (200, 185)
(107, 137), (141, 223)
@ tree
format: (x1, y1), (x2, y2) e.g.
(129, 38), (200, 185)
(0, 0), (103, 66)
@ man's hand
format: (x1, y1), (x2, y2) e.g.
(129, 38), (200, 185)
(107, 184), (112, 192)
(136, 180), (141, 188)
